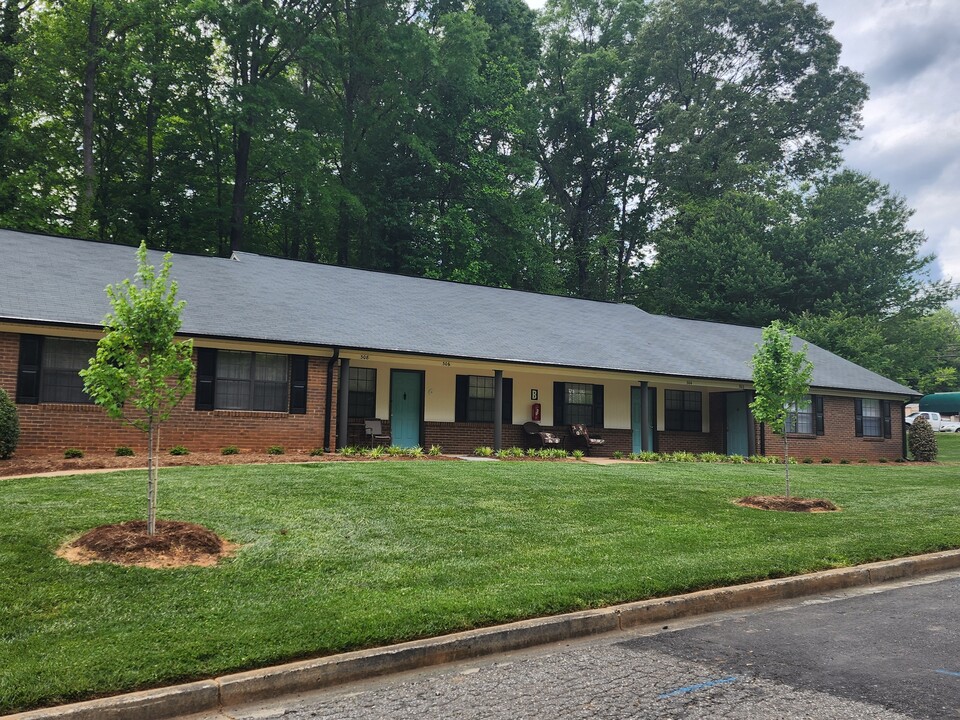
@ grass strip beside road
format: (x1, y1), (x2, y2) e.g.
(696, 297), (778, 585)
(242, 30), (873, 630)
(2, 460), (959, 712)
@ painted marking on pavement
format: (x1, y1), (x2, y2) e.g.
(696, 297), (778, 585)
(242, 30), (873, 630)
(935, 669), (960, 678)
(658, 676), (737, 699)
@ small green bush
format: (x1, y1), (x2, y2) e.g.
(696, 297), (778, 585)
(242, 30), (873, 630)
(908, 416), (938, 462)
(611, 451), (624, 460)
(895, 457), (906, 463)
(310, 447), (324, 456)
(878, 457), (889, 464)
(169, 445), (190, 456)
(820, 457), (832, 464)
(636, 451), (659, 462)
(698, 452), (725, 463)
(406, 446), (424, 458)
(339, 446), (360, 457)
(63, 448), (84, 459)
(267, 445), (285, 455)
(474, 446), (493, 457)
(368, 446), (385, 458)
(802, 457), (813, 464)
(839, 458), (850, 465)
(728, 454), (746, 464)
(858, 458), (868, 464)
(428, 444), (442, 456)
(571, 449), (585, 460)
(221, 445), (239, 456)
(114, 446), (135, 457)
(386, 445), (405, 456)
(0, 388), (20, 460)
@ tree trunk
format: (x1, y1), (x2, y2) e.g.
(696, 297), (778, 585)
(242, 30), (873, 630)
(783, 434), (790, 499)
(77, 0), (100, 236)
(229, 126), (252, 253)
(147, 420), (157, 535)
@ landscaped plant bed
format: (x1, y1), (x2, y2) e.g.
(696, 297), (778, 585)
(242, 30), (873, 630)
(0, 450), (461, 478)
(736, 496), (839, 512)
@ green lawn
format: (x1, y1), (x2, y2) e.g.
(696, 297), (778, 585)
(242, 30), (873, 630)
(934, 430), (960, 462)
(2, 460), (960, 712)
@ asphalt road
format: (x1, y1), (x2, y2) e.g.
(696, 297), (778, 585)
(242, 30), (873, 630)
(207, 572), (960, 720)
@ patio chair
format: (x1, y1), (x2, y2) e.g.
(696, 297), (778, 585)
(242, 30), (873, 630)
(522, 421), (562, 449)
(364, 419), (391, 447)
(569, 423), (604, 455)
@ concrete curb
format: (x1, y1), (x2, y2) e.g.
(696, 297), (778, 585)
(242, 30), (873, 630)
(8, 549), (960, 719)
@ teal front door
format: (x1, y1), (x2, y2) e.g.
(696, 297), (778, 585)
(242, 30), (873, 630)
(631, 386), (657, 453)
(390, 370), (423, 448)
(726, 392), (749, 456)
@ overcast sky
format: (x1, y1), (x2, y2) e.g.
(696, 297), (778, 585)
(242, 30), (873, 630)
(525, 0), (960, 287)
(815, 0), (960, 286)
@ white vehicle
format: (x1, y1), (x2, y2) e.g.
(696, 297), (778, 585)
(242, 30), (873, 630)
(905, 411), (960, 432)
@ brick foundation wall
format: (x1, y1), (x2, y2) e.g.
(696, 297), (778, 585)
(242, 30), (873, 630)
(1, 332), (338, 456)
(657, 432), (721, 454)
(757, 396), (905, 462)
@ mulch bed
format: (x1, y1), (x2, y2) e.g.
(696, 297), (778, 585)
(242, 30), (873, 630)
(0, 450), (457, 478)
(736, 495), (839, 512)
(57, 520), (234, 568)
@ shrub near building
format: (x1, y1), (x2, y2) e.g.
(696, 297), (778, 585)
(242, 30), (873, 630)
(909, 416), (938, 462)
(0, 388), (19, 459)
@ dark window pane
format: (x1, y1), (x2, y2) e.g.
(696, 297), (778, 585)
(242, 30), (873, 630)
(215, 351), (288, 411)
(861, 398), (882, 437)
(467, 376), (495, 422)
(40, 338), (96, 404)
(665, 389), (701, 432)
(565, 383), (594, 426)
(349, 367), (377, 419)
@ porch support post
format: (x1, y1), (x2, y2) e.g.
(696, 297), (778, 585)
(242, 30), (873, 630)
(494, 370), (503, 452)
(640, 381), (651, 452)
(337, 357), (350, 450)
(746, 390), (757, 457)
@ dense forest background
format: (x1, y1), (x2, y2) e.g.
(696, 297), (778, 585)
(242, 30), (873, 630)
(1, 0), (958, 392)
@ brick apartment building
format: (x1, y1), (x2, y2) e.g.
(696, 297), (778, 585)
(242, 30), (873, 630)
(0, 230), (914, 460)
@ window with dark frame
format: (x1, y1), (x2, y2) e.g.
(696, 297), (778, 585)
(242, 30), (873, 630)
(213, 350), (288, 412)
(565, 383), (594, 426)
(861, 398), (882, 437)
(467, 375), (495, 423)
(665, 389), (701, 432)
(40, 337), (97, 404)
(785, 395), (814, 434)
(348, 367), (377, 419)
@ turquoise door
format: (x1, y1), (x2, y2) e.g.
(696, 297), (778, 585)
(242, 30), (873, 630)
(631, 387), (657, 453)
(390, 370), (423, 448)
(726, 392), (749, 456)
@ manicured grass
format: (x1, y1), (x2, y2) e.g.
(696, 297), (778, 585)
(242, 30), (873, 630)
(933, 430), (960, 462)
(2, 460), (960, 712)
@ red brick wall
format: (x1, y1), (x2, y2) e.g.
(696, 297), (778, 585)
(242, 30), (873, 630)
(757, 395), (905, 462)
(0, 332), (338, 456)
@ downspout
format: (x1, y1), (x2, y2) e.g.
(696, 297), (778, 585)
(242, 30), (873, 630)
(323, 347), (340, 452)
(901, 399), (908, 459)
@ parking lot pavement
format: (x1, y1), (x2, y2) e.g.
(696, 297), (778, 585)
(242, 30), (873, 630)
(207, 572), (960, 720)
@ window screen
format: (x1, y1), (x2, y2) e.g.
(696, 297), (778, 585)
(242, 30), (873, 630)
(40, 338), (96, 404)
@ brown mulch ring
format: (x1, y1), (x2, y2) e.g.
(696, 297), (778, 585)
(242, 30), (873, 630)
(736, 495), (839, 512)
(57, 520), (236, 569)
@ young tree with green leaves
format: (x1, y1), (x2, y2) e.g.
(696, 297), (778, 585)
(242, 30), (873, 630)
(749, 321), (814, 498)
(81, 242), (194, 535)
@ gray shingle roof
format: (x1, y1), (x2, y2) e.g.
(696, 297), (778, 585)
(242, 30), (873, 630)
(0, 229), (915, 396)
